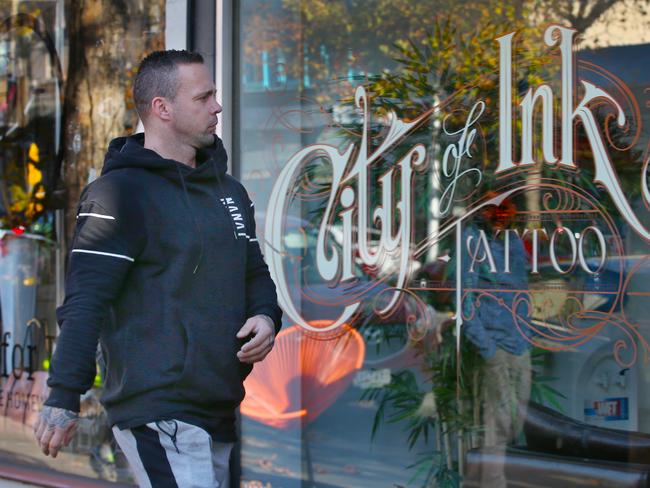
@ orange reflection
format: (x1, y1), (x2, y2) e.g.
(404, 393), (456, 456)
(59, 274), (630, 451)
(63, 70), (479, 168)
(241, 321), (365, 429)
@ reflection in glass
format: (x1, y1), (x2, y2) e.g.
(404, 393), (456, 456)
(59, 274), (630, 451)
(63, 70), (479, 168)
(237, 1), (650, 487)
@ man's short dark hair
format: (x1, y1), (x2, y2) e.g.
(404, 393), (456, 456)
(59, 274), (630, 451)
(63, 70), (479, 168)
(133, 50), (204, 120)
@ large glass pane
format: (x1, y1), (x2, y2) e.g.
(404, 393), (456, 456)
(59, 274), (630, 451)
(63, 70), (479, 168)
(236, 1), (650, 487)
(0, 1), (164, 483)
(0, 0), (68, 478)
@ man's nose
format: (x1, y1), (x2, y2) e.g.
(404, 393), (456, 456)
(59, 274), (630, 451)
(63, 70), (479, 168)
(212, 100), (223, 114)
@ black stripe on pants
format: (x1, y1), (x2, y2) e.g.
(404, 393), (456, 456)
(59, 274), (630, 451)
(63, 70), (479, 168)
(131, 425), (179, 487)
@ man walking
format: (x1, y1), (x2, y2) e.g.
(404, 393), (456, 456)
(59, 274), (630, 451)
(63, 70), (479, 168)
(33, 50), (282, 487)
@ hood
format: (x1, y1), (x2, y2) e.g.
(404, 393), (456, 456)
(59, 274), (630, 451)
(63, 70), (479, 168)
(101, 132), (228, 181)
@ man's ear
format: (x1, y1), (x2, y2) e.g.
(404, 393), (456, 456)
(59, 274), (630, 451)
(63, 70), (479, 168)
(150, 96), (172, 121)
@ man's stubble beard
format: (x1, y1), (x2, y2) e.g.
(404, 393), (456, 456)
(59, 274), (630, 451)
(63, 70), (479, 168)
(172, 116), (215, 149)
(195, 132), (216, 148)
(181, 130), (215, 150)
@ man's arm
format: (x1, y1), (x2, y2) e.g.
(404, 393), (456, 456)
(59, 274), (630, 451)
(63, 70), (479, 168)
(236, 192), (282, 363)
(242, 193), (282, 333)
(36, 178), (143, 456)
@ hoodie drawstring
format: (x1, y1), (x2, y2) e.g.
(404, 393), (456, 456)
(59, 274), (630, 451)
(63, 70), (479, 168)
(175, 164), (205, 274)
(155, 420), (180, 453)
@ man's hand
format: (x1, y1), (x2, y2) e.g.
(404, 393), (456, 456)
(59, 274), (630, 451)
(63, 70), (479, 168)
(34, 406), (79, 457)
(236, 314), (276, 364)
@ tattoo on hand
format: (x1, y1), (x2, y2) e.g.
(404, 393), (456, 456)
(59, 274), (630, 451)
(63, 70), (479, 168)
(42, 406), (78, 429)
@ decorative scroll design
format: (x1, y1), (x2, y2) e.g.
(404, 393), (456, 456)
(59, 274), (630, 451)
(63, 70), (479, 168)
(260, 23), (650, 367)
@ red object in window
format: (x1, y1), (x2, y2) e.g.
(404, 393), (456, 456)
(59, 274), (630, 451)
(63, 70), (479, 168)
(11, 226), (25, 236)
(241, 322), (365, 429)
(523, 237), (533, 259)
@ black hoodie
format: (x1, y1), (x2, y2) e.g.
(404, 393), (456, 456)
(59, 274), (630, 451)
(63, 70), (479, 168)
(45, 133), (282, 440)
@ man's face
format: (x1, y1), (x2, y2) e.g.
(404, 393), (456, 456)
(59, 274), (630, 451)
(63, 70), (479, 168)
(168, 63), (222, 149)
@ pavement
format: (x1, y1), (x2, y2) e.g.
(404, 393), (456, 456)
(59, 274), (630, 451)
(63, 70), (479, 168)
(0, 480), (41, 487)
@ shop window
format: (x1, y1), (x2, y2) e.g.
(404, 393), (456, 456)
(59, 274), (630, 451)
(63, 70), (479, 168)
(235, 1), (650, 487)
(0, 1), (164, 484)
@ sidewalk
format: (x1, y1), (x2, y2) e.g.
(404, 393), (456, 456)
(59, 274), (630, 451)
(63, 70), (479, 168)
(0, 480), (41, 487)
(0, 421), (131, 488)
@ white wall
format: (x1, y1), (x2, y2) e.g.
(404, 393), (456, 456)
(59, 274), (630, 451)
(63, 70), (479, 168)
(165, 0), (188, 50)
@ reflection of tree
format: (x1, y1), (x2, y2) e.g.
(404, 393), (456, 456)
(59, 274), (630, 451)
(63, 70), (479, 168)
(243, 0), (549, 97)
(241, 0), (647, 95)
(531, 0), (649, 33)
(61, 0), (164, 242)
(339, 7), (552, 266)
(0, 7), (64, 236)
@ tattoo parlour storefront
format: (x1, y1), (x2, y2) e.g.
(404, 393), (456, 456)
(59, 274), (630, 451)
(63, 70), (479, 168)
(2, 0), (650, 487)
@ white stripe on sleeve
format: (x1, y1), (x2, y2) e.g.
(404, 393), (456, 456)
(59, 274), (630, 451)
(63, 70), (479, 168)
(71, 249), (135, 262)
(77, 213), (116, 220)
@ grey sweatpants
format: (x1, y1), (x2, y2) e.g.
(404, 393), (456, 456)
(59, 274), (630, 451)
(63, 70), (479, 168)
(479, 349), (531, 488)
(112, 419), (234, 488)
